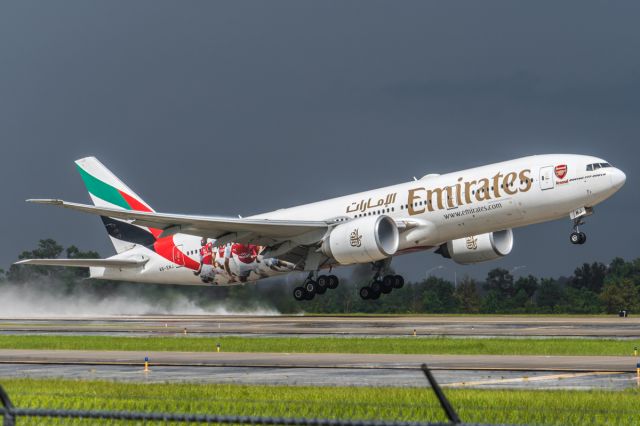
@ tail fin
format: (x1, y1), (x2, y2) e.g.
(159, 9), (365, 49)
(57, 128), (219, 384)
(75, 157), (161, 253)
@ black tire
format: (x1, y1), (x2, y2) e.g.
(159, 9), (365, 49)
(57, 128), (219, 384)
(370, 290), (381, 300)
(381, 275), (394, 294)
(317, 275), (329, 290)
(570, 232), (581, 245)
(393, 275), (405, 289)
(328, 275), (339, 289)
(316, 285), (327, 295)
(304, 291), (315, 300)
(370, 281), (382, 294)
(304, 280), (317, 294)
(359, 287), (371, 300)
(293, 287), (306, 301)
(579, 232), (587, 245)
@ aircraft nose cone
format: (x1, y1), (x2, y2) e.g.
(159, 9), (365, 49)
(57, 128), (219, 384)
(611, 168), (626, 189)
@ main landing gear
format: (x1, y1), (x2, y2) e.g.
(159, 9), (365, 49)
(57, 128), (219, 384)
(293, 273), (339, 301)
(359, 261), (404, 300)
(570, 217), (587, 245)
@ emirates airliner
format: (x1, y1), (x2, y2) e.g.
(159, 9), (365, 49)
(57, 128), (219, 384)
(18, 155), (625, 301)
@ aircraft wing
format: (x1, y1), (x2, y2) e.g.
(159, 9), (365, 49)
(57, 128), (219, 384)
(27, 199), (329, 245)
(15, 258), (147, 268)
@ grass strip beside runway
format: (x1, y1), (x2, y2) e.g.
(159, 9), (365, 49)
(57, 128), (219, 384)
(0, 335), (638, 356)
(0, 378), (638, 426)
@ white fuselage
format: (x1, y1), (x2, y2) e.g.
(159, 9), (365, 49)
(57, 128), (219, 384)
(93, 154), (626, 285)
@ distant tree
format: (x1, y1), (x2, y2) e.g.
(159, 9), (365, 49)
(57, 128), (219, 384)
(484, 268), (515, 297)
(600, 278), (640, 314)
(564, 287), (603, 314)
(515, 275), (538, 299)
(422, 277), (456, 313)
(569, 262), (607, 293)
(454, 276), (480, 313)
(536, 278), (566, 312)
(480, 290), (502, 313)
(8, 239), (65, 283)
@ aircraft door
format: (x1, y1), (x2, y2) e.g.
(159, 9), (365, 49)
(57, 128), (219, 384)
(539, 166), (555, 190)
(172, 244), (185, 267)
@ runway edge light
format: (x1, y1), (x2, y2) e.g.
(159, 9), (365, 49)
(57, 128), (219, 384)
(144, 356), (150, 373)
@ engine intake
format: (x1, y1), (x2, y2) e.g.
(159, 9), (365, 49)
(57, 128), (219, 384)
(437, 229), (513, 265)
(322, 215), (399, 265)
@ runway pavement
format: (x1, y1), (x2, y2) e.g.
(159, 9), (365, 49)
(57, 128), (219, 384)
(0, 349), (637, 372)
(0, 363), (635, 389)
(1, 315), (638, 337)
(2, 315), (639, 390)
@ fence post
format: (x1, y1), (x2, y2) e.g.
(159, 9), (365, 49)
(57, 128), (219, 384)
(421, 364), (461, 425)
(0, 384), (15, 426)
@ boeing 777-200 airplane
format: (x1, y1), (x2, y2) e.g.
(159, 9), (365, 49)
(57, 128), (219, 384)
(18, 155), (626, 301)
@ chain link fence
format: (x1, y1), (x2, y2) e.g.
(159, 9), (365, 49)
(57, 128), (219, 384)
(1, 364), (637, 425)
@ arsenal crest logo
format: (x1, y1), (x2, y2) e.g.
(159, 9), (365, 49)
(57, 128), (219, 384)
(555, 164), (567, 179)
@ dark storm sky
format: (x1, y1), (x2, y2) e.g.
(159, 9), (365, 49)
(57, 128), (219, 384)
(1, 1), (637, 282)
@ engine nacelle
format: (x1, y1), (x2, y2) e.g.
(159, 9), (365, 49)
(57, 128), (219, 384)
(321, 215), (399, 265)
(436, 229), (513, 265)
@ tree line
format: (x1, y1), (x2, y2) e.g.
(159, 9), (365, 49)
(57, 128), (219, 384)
(2, 239), (639, 314)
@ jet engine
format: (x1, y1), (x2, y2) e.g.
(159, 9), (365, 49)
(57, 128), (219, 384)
(321, 215), (399, 265)
(436, 229), (513, 265)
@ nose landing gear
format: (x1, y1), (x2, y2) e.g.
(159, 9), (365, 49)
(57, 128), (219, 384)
(570, 217), (587, 245)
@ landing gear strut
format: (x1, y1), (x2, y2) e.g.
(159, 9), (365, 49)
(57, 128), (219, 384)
(359, 261), (404, 300)
(293, 272), (339, 301)
(570, 217), (587, 245)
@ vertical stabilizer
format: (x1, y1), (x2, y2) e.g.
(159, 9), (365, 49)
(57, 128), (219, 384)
(75, 157), (160, 253)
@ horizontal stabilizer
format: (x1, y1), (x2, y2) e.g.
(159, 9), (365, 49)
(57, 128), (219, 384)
(14, 258), (147, 268)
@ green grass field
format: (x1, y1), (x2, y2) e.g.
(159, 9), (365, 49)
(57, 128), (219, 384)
(0, 335), (637, 356)
(0, 378), (637, 426)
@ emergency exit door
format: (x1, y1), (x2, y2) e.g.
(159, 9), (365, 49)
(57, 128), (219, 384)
(539, 166), (555, 190)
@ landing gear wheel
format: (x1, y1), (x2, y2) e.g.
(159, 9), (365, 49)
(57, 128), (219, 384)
(393, 275), (405, 289)
(578, 232), (587, 244)
(304, 280), (317, 294)
(570, 232), (581, 245)
(370, 290), (381, 300)
(327, 275), (339, 289)
(359, 287), (372, 300)
(370, 281), (382, 294)
(293, 287), (306, 301)
(303, 291), (315, 300)
(316, 275), (329, 293)
(381, 275), (394, 294)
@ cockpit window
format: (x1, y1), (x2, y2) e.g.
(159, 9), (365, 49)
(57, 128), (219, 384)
(586, 162), (612, 171)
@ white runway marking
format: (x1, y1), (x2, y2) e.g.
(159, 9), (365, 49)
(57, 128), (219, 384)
(444, 371), (626, 387)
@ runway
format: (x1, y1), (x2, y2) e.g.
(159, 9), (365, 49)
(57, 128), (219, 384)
(1, 315), (638, 390)
(1, 315), (638, 338)
(0, 349), (636, 372)
(0, 363), (635, 390)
